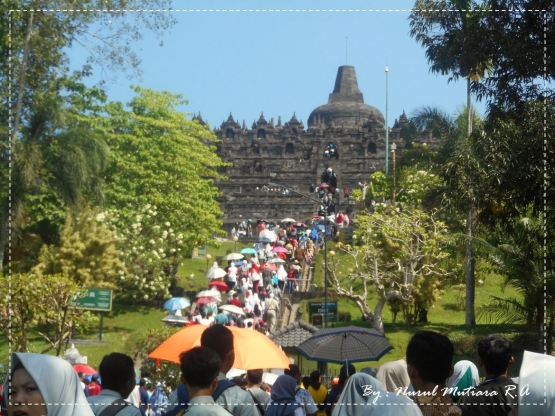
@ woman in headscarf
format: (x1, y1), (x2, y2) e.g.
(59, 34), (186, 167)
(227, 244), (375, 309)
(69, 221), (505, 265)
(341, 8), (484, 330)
(332, 373), (377, 416)
(332, 372), (422, 416)
(376, 359), (411, 394)
(3, 352), (95, 416)
(446, 360), (480, 401)
(266, 375), (302, 416)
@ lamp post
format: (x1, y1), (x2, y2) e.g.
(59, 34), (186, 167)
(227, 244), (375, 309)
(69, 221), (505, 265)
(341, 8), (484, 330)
(268, 181), (331, 327)
(205, 254), (212, 273)
(391, 142), (397, 205)
(233, 236), (238, 252)
(385, 64), (389, 174)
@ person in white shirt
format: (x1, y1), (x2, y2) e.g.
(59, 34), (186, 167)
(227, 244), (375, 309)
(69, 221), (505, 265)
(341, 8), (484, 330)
(227, 262), (238, 291)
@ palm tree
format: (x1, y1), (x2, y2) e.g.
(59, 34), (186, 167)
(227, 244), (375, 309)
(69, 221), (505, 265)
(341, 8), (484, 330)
(0, 78), (109, 269)
(476, 209), (555, 353)
(409, 0), (492, 328)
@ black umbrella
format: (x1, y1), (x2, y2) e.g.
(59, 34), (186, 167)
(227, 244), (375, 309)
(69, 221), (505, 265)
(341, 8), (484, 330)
(296, 326), (393, 364)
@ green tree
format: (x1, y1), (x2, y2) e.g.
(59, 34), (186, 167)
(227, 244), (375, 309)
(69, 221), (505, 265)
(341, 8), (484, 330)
(0, 272), (96, 355)
(33, 209), (125, 289)
(1, 1), (176, 269)
(477, 208), (555, 353)
(101, 87), (230, 253)
(410, 0), (494, 328)
(133, 326), (181, 391)
(329, 205), (451, 333)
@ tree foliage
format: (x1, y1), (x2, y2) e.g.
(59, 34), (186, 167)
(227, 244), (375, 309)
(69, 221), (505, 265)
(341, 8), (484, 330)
(101, 86), (230, 252)
(329, 205), (451, 333)
(133, 326), (181, 391)
(33, 209), (124, 289)
(0, 272), (96, 355)
(102, 205), (186, 301)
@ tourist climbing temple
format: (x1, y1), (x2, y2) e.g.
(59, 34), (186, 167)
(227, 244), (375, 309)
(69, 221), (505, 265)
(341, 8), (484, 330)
(197, 65), (435, 225)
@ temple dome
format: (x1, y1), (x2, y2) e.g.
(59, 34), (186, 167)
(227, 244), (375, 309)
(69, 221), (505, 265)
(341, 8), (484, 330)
(308, 66), (385, 129)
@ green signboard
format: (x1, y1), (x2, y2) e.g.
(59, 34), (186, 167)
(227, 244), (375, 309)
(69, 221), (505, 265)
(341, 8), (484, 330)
(192, 245), (208, 259)
(71, 288), (113, 311)
(308, 301), (338, 327)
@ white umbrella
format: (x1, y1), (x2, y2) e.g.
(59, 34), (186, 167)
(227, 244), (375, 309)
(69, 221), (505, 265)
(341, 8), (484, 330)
(224, 252), (245, 261)
(269, 257), (286, 264)
(161, 315), (189, 325)
(281, 218), (296, 223)
(259, 230), (278, 242)
(197, 289), (221, 299)
(206, 267), (227, 279)
(219, 304), (246, 316)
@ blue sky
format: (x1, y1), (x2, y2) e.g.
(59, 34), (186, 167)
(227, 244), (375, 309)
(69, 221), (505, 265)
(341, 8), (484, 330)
(69, 0), (487, 129)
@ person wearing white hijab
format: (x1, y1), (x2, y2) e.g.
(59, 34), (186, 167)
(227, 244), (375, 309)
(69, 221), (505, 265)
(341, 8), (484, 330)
(4, 352), (95, 416)
(332, 372), (377, 416)
(446, 360), (480, 401)
(331, 373), (422, 416)
(276, 264), (287, 292)
(376, 359), (411, 394)
(509, 350), (555, 416)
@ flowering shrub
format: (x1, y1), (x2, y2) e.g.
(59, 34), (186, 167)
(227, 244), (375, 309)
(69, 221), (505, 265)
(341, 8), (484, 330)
(102, 204), (186, 301)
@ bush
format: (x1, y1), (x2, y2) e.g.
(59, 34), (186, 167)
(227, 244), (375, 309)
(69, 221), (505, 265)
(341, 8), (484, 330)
(338, 311), (351, 322)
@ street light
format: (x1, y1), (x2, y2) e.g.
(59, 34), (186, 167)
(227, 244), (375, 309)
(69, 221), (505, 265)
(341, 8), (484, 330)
(268, 181), (331, 327)
(232, 236), (238, 252)
(390, 142), (397, 205)
(205, 254), (212, 273)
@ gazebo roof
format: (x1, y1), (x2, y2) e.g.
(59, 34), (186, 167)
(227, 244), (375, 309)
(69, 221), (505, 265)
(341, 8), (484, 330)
(268, 320), (319, 348)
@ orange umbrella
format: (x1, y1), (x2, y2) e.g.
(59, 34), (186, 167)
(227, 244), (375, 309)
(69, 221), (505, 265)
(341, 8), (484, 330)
(148, 325), (291, 370)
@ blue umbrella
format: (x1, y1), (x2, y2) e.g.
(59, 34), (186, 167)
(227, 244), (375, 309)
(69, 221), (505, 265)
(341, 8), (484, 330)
(256, 237), (272, 244)
(163, 297), (191, 311)
(240, 247), (257, 255)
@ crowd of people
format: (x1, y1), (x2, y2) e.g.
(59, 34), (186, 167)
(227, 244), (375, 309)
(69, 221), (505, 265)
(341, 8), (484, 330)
(2, 330), (553, 416)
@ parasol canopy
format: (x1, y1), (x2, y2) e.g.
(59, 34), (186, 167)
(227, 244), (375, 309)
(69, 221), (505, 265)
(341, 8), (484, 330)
(148, 325), (291, 370)
(297, 326), (393, 364)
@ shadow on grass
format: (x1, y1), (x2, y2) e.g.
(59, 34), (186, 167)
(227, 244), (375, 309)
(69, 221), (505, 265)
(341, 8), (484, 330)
(442, 303), (464, 312)
(109, 301), (161, 317)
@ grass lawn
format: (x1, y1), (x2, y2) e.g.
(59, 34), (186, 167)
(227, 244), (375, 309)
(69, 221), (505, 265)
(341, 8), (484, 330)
(1, 239), (534, 379)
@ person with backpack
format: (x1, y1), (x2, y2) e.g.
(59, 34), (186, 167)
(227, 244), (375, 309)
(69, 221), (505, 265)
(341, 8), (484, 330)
(87, 353), (141, 416)
(166, 325), (260, 416)
(149, 383), (168, 416)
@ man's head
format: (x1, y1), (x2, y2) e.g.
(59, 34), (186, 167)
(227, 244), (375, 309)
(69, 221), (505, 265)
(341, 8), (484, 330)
(180, 347), (221, 393)
(98, 353), (136, 399)
(201, 324), (234, 373)
(339, 364), (356, 385)
(477, 334), (514, 377)
(406, 331), (454, 388)
(246, 369), (263, 386)
(310, 370), (321, 384)
(284, 364), (301, 384)
(77, 371), (85, 381)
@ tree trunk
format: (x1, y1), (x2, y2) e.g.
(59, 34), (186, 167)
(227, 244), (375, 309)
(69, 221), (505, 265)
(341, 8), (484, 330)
(465, 208), (476, 328)
(0, 205), (8, 271)
(464, 77), (476, 329)
(467, 77), (473, 136)
(1, 12), (34, 271)
(373, 288), (387, 334)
